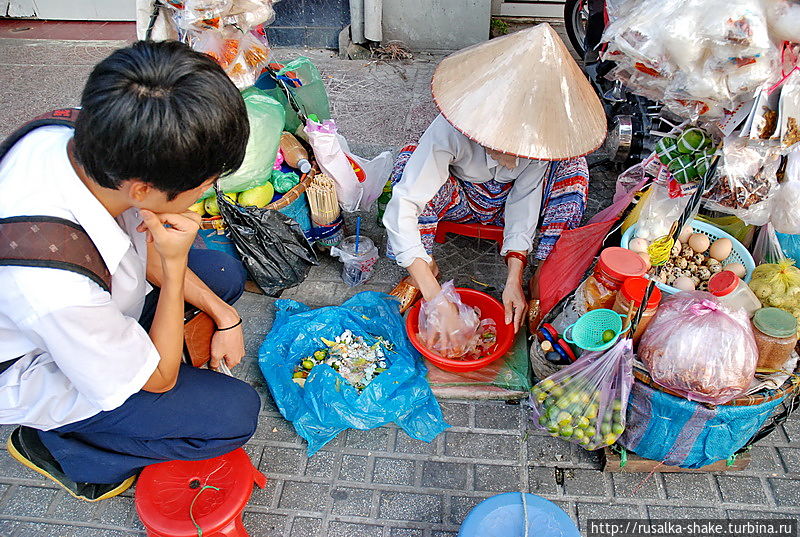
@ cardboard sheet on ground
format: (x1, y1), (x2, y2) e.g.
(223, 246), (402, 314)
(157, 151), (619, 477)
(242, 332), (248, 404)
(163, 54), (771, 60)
(258, 292), (449, 455)
(425, 329), (532, 400)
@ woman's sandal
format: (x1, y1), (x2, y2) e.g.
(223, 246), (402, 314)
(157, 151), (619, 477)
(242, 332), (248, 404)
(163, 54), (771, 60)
(389, 276), (422, 314)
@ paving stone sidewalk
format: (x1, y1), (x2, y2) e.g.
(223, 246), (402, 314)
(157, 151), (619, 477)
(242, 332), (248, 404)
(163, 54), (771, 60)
(1, 37), (799, 537)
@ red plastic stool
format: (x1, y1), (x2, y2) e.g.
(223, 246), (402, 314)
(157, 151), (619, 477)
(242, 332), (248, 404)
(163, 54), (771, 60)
(135, 448), (267, 537)
(434, 222), (504, 252)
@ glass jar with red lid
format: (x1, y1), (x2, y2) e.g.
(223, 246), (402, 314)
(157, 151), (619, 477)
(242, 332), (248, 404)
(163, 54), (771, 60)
(582, 247), (649, 311)
(612, 276), (663, 343)
(708, 270), (761, 317)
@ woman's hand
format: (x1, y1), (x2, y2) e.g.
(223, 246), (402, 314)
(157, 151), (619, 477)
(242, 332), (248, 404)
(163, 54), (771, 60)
(502, 279), (528, 333)
(503, 253), (528, 333)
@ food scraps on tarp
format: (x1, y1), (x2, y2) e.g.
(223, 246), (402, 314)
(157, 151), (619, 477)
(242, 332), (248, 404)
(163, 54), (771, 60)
(291, 330), (391, 391)
(258, 292), (448, 456)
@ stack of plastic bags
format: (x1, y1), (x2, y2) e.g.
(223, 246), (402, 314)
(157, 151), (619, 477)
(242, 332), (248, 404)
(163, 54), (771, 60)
(601, 0), (798, 120)
(162, 0), (277, 88)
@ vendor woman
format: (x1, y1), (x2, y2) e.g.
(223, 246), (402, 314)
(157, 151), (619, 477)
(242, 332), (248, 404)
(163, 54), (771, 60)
(383, 23), (606, 336)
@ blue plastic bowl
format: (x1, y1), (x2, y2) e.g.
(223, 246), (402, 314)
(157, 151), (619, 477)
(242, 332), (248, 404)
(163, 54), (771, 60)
(458, 493), (579, 537)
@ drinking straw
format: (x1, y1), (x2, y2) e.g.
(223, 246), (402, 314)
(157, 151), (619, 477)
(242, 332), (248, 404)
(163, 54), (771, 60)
(355, 216), (362, 254)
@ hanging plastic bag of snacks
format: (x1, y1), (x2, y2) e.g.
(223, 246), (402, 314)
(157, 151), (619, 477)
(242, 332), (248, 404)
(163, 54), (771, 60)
(704, 136), (782, 226)
(530, 338), (635, 450)
(770, 149), (800, 234)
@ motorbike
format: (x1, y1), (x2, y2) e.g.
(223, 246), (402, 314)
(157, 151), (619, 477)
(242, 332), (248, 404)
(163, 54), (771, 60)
(564, 0), (677, 167)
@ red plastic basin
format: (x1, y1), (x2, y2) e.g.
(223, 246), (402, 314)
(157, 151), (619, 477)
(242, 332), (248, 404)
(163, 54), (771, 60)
(406, 287), (514, 373)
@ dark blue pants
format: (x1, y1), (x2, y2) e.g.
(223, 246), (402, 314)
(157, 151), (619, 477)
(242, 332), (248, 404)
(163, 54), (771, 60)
(38, 249), (259, 484)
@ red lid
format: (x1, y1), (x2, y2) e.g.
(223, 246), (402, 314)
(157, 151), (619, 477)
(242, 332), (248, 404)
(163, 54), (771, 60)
(620, 276), (662, 309)
(708, 270), (739, 297)
(597, 247), (649, 281)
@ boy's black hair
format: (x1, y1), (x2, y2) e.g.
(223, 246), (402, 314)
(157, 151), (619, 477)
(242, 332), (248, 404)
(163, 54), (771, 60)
(74, 40), (249, 200)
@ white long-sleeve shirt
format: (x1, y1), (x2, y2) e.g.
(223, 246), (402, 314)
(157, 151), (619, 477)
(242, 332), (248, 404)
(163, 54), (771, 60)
(383, 114), (549, 268)
(0, 126), (160, 430)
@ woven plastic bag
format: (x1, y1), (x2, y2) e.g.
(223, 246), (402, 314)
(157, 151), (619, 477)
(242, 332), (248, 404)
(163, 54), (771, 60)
(530, 338), (635, 451)
(258, 292), (448, 455)
(638, 292), (758, 404)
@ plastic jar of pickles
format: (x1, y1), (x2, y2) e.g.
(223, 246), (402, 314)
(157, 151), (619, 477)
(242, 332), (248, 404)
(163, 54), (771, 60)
(751, 308), (798, 370)
(612, 277), (663, 343)
(708, 270), (761, 317)
(583, 247), (649, 311)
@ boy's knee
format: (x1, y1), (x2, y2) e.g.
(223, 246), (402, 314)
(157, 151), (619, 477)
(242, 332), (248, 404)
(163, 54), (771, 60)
(223, 380), (261, 441)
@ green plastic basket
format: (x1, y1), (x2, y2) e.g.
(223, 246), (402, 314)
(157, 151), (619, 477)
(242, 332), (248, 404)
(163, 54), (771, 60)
(564, 309), (627, 352)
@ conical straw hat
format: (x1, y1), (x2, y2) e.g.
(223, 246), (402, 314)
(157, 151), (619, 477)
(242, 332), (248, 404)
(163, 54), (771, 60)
(432, 23), (606, 160)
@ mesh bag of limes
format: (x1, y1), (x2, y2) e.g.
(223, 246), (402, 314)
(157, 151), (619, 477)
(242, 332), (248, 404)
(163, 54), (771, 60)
(530, 339), (635, 450)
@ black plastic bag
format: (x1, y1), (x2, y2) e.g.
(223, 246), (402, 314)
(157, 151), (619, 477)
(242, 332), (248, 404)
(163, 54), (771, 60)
(216, 184), (317, 296)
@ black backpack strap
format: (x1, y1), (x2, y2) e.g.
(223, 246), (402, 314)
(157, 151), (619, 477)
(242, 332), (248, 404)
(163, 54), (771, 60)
(0, 108), (79, 163)
(0, 216), (112, 293)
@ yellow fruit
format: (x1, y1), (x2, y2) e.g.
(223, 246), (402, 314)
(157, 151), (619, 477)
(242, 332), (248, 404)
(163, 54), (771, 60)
(204, 192), (237, 216)
(238, 182), (275, 207)
(188, 201), (206, 216)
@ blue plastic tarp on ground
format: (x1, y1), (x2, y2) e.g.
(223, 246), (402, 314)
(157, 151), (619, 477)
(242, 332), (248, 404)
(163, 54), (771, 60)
(258, 291), (449, 455)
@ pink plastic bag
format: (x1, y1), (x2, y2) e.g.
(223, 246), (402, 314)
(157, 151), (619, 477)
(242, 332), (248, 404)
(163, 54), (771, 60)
(530, 338), (634, 450)
(638, 292), (758, 404)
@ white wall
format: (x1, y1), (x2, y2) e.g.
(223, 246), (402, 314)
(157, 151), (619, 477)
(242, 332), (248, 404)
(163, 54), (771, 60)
(2, 0), (136, 20)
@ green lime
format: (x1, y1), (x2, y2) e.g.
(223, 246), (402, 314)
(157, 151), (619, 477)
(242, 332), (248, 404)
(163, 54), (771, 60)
(577, 416), (591, 429)
(603, 412), (612, 424)
(544, 396), (557, 408)
(556, 398), (570, 410)
(601, 422), (612, 436)
(559, 426), (574, 438)
(557, 412), (573, 427)
(313, 350), (327, 360)
(292, 371), (305, 379)
(603, 433), (618, 446)
(585, 404), (598, 420)
(538, 415), (549, 426)
(302, 359), (315, 370)
(573, 428), (585, 441)
(602, 329), (616, 343)
(612, 423), (625, 435)
(551, 386), (565, 398)
(579, 392), (592, 405)
(541, 379), (556, 391)
(584, 427), (596, 438)
(547, 425), (559, 434)
(612, 400), (623, 411)
(612, 411), (623, 424)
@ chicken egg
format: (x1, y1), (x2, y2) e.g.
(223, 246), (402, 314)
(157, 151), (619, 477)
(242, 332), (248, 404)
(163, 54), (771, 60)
(709, 238), (732, 261)
(688, 233), (711, 253)
(724, 262), (746, 279)
(629, 237), (650, 254)
(673, 276), (696, 291)
(678, 224), (694, 244)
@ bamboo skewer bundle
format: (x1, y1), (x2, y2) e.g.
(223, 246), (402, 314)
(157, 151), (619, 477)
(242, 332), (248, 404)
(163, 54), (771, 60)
(306, 173), (344, 246)
(306, 173), (341, 226)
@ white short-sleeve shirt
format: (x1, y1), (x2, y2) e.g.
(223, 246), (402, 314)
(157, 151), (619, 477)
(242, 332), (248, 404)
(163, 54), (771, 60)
(0, 126), (160, 430)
